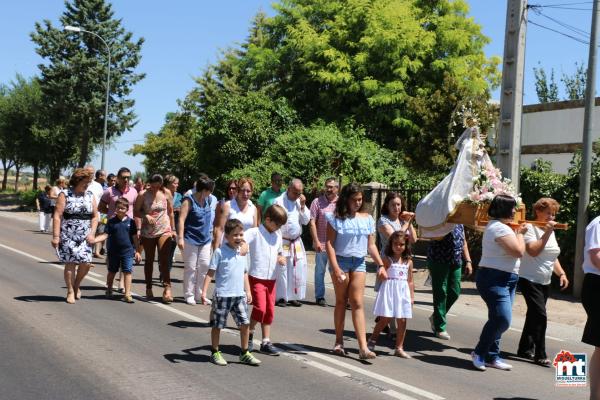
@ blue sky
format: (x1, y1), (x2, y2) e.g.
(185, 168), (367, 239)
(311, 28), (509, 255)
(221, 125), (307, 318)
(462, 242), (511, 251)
(0, 1), (593, 174)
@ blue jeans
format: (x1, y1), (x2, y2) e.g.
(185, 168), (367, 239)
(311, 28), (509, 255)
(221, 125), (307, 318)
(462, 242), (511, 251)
(314, 252), (328, 300)
(474, 267), (518, 362)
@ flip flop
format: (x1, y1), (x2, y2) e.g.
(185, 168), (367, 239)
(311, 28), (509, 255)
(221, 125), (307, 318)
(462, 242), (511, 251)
(534, 358), (552, 367)
(332, 343), (346, 356)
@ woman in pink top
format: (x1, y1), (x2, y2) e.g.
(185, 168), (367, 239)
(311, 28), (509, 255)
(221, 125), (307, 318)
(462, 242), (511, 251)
(134, 174), (176, 303)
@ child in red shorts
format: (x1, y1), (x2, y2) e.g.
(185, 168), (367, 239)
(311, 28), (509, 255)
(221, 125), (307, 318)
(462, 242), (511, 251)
(244, 204), (287, 355)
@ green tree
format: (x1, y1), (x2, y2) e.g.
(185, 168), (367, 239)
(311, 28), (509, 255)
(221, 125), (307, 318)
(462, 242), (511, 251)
(194, 91), (299, 181)
(533, 64), (559, 103)
(0, 84), (14, 191)
(533, 61), (587, 103)
(203, 0), (499, 170)
(561, 61), (586, 101)
(30, 0), (145, 167)
(128, 111), (198, 190)
(229, 122), (408, 191)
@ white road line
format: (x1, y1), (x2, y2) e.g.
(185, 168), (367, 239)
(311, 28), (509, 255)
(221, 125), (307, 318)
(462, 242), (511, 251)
(281, 342), (444, 400)
(1, 241), (442, 400)
(382, 390), (420, 400)
(508, 327), (564, 342)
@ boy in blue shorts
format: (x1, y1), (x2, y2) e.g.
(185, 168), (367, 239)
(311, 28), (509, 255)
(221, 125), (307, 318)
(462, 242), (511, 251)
(94, 198), (141, 303)
(201, 219), (260, 366)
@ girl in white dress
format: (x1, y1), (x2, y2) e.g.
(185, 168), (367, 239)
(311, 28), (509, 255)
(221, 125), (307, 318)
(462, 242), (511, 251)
(368, 231), (414, 358)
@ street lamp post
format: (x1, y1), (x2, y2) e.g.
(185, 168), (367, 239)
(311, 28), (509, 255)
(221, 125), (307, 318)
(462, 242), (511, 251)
(64, 25), (111, 171)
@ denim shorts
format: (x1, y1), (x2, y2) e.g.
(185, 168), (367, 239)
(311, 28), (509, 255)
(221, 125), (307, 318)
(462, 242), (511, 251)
(107, 253), (134, 273)
(330, 256), (366, 273)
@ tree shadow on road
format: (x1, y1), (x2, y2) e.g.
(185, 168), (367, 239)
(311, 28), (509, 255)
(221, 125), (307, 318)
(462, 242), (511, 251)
(168, 320), (210, 329)
(411, 353), (476, 370)
(282, 342), (375, 365)
(164, 344), (251, 365)
(493, 398), (538, 400)
(14, 295), (65, 302)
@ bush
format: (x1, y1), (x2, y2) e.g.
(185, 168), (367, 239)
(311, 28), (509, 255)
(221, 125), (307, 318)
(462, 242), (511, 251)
(227, 122), (409, 195)
(519, 153), (600, 292)
(18, 189), (40, 209)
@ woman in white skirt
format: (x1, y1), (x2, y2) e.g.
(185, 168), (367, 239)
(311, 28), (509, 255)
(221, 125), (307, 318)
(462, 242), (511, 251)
(368, 231), (414, 358)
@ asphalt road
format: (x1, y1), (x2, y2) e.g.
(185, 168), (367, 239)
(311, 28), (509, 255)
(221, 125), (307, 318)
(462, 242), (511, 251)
(0, 211), (593, 400)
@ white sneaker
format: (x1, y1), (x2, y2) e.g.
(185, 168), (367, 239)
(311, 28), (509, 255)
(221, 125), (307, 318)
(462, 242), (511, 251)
(471, 351), (486, 371)
(485, 358), (512, 370)
(185, 298), (196, 305)
(435, 331), (451, 340)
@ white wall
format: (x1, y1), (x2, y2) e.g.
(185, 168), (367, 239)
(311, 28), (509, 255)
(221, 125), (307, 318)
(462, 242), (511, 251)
(518, 102), (600, 174)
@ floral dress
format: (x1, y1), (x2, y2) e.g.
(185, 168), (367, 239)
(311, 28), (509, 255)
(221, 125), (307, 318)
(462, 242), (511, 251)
(58, 189), (94, 263)
(140, 193), (172, 238)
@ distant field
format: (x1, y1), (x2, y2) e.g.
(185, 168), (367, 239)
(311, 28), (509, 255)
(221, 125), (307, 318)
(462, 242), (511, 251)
(1, 175), (48, 192)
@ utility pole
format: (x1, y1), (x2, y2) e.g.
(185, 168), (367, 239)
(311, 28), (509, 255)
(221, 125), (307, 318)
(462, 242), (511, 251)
(497, 0), (528, 191)
(573, 0), (600, 298)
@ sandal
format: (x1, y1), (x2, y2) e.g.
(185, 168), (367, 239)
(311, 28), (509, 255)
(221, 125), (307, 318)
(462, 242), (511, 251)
(162, 287), (173, 304)
(394, 348), (412, 359)
(359, 349), (376, 360)
(517, 351), (534, 360)
(534, 358), (552, 367)
(332, 343), (346, 356)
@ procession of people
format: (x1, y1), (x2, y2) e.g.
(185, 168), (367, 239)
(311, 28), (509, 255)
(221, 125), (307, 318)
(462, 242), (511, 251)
(46, 157), (597, 400)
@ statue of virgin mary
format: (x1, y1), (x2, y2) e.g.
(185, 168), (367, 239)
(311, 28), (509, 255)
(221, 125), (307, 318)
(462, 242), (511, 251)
(415, 121), (493, 238)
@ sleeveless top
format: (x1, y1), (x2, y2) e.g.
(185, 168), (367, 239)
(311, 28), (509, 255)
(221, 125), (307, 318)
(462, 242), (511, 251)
(62, 188), (93, 221)
(183, 194), (215, 246)
(228, 198), (256, 231)
(140, 192), (172, 238)
(386, 257), (410, 281)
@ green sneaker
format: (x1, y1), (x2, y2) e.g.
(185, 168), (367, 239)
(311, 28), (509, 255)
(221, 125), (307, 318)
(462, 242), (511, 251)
(239, 351), (261, 366)
(211, 351), (227, 366)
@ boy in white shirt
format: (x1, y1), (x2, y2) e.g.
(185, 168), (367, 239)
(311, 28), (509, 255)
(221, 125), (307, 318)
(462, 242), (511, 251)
(245, 205), (287, 355)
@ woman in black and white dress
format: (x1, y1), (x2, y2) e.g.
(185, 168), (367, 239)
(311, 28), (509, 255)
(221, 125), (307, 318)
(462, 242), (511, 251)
(51, 168), (98, 304)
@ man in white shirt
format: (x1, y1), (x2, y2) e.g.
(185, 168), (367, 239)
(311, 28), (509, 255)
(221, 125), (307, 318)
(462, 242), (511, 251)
(274, 179), (310, 307)
(582, 216), (600, 400)
(85, 165), (104, 206)
(85, 165), (106, 258)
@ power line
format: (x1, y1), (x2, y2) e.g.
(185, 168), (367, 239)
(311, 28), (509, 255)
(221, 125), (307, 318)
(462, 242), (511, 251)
(539, 1), (591, 5)
(527, 18), (590, 44)
(541, 6), (591, 10)
(529, 2), (591, 10)
(531, 8), (589, 37)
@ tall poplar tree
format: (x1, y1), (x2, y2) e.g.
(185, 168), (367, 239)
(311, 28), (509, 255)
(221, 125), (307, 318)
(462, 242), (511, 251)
(31, 0), (144, 167)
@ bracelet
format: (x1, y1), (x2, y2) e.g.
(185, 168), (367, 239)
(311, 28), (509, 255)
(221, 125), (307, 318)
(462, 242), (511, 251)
(378, 264), (385, 270)
(465, 260), (472, 264)
(559, 273), (566, 277)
